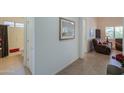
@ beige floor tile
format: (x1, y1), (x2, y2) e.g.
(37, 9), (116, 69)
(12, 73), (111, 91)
(0, 55), (31, 75)
(57, 50), (122, 75)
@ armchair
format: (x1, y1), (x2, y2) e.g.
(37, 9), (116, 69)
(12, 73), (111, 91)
(92, 39), (111, 55)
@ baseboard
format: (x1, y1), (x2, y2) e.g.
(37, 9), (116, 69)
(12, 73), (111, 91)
(55, 57), (79, 75)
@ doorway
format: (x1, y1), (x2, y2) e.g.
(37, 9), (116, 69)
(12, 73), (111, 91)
(0, 17), (31, 75)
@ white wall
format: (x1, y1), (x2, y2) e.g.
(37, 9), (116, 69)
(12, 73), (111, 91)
(78, 17), (89, 58)
(35, 17), (79, 74)
(78, 17), (84, 59)
(85, 17), (97, 52)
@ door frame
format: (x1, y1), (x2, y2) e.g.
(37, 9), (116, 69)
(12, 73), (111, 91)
(24, 17), (35, 75)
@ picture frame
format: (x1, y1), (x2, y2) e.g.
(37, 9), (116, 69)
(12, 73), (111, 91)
(89, 28), (95, 38)
(59, 18), (75, 40)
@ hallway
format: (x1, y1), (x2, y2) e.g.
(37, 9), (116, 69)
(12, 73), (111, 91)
(57, 50), (121, 75)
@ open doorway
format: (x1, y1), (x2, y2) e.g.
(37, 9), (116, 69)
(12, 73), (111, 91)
(0, 17), (31, 75)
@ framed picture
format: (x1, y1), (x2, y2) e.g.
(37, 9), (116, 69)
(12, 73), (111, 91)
(59, 18), (75, 40)
(89, 28), (95, 38)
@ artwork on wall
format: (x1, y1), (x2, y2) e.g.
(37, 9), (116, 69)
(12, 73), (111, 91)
(95, 29), (101, 39)
(89, 28), (95, 38)
(59, 18), (75, 40)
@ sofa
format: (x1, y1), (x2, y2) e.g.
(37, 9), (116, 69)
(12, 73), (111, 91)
(92, 39), (111, 55)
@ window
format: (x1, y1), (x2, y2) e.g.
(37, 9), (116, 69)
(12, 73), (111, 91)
(105, 26), (123, 39)
(15, 23), (24, 28)
(105, 27), (114, 39)
(115, 26), (123, 38)
(3, 21), (24, 28)
(4, 21), (14, 27)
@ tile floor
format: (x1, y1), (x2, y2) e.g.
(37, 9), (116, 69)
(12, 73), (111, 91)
(57, 50), (122, 75)
(0, 55), (31, 75)
(0, 50), (121, 75)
